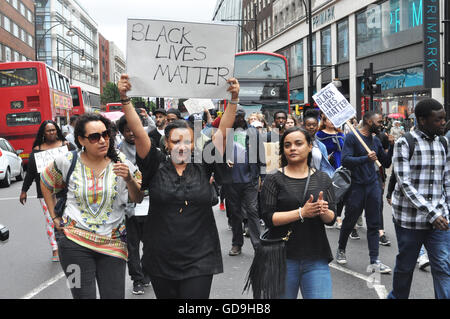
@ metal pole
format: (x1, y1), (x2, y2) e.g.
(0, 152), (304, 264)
(308, 0), (314, 106)
(444, 1), (450, 121)
(370, 63), (374, 112)
(254, 3), (258, 50)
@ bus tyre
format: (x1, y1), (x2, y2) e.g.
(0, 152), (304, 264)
(16, 166), (24, 182)
(1, 168), (11, 188)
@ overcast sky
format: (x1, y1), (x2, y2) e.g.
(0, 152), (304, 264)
(76, 0), (217, 54)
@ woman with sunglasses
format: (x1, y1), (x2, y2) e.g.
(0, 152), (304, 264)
(20, 120), (71, 262)
(260, 127), (336, 299)
(40, 113), (144, 299)
(118, 74), (240, 299)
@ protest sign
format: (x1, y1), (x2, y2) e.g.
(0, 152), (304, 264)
(126, 19), (238, 99)
(313, 83), (381, 168)
(313, 83), (355, 128)
(264, 142), (280, 173)
(35, 146), (69, 173)
(183, 99), (215, 115)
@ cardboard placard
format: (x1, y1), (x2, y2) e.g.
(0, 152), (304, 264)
(35, 146), (69, 173)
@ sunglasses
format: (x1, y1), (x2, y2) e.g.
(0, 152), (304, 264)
(84, 130), (110, 143)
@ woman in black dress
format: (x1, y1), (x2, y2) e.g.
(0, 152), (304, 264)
(118, 74), (240, 299)
(261, 127), (337, 299)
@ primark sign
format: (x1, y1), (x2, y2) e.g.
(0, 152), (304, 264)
(423, 0), (440, 88)
(312, 6), (335, 30)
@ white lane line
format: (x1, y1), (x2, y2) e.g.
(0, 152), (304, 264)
(0, 196), (37, 201)
(21, 272), (65, 299)
(329, 263), (389, 299)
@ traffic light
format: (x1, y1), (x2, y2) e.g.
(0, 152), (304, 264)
(363, 64), (381, 95)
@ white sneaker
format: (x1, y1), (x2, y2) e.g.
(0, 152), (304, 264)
(369, 260), (392, 274)
(417, 254), (430, 271)
(356, 216), (364, 228)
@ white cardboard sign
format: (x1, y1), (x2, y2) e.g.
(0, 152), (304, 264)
(35, 146), (69, 173)
(313, 83), (356, 128)
(183, 99), (215, 115)
(126, 19), (238, 99)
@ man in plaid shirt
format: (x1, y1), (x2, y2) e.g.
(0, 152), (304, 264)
(388, 98), (450, 299)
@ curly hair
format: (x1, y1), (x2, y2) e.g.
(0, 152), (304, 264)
(32, 120), (66, 148)
(74, 113), (119, 162)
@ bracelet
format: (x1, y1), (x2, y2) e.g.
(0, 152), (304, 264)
(52, 216), (59, 221)
(298, 207), (304, 223)
(121, 97), (131, 104)
(228, 99), (239, 105)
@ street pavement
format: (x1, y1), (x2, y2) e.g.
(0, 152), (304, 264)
(0, 173), (436, 299)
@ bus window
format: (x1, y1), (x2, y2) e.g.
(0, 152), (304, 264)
(90, 93), (100, 108)
(65, 79), (70, 94)
(0, 67), (37, 87)
(71, 87), (80, 107)
(46, 67), (53, 89)
(50, 70), (58, 91)
(58, 75), (65, 93)
(234, 54), (287, 80)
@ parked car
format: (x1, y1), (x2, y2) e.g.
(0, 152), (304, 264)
(0, 138), (24, 187)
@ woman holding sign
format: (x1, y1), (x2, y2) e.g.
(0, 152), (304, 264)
(19, 120), (72, 262)
(118, 74), (240, 299)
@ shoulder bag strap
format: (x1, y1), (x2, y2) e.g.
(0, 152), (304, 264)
(65, 151), (78, 186)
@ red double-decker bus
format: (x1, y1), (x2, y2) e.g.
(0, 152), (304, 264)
(105, 103), (122, 112)
(0, 61), (73, 165)
(234, 51), (290, 123)
(70, 85), (101, 115)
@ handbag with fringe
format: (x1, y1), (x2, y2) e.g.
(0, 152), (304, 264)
(243, 169), (311, 299)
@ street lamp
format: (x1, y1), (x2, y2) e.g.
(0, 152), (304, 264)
(35, 20), (74, 61)
(58, 48), (86, 84)
(300, 0), (314, 106)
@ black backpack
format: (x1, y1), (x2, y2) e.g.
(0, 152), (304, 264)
(331, 166), (352, 203)
(403, 132), (448, 160)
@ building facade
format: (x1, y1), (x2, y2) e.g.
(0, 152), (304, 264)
(0, 0), (35, 62)
(241, 0), (273, 51)
(257, 0), (446, 120)
(212, 0), (243, 51)
(98, 33), (109, 94)
(35, 0), (99, 94)
(108, 41), (125, 84)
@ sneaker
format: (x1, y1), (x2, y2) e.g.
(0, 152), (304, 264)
(356, 216), (364, 228)
(417, 254), (430, 271)
(350, 229), (360, 240)
(379, 234), (391, 246)
(369, 260), (392, 274)
(335, 218), (342, 229)
(243, 226), (250, 237)
(132, 281), (145, 295)
(336, 249), (347, 265)
(219, 202), (225, 211)
(229, 245), (241, 256)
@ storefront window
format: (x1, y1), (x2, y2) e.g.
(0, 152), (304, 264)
(321, 27), (331, 65)
(356, 0), (423, 57)
(337, 19), (349, 62)
(290, 40), (303, 76)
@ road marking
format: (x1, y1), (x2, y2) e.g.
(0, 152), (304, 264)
(0, 196), (37, 201)
(21, 272), (65, 299)
(329, 263), (389, 299)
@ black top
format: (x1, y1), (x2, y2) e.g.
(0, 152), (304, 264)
(136, 143), (224, 280)
(261, 170), (336, 262)
(148, 128), (163, 149)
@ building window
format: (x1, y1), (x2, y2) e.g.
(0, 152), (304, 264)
(321, 27), (331, 65)
(290, 40), (303, 76)
(5, 47), (11, 62)
(4, 16), (11, 32)
(268, 17), (272, 37)
(12, 0), (18, 10)
(0, 44), (3, 61)
(13, 23), (19, 38)
(337, 19), (349, 62)
(20, 2), (26, 16)
(356, 0), (423, 57)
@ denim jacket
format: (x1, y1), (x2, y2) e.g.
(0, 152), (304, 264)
(315, 139), (335, 178)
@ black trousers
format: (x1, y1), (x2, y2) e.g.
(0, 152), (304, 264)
(223, 181), (261, 250)
(125, 216), (147, 283)
(57, 233), (126, 299)
(150, 275), (213, 299)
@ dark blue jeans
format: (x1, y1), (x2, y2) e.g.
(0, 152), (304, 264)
(339, 182), (381, 264)
(280, 259), (332, 299)
(388, 223), (450, 299)
(57, 233), (126, 299)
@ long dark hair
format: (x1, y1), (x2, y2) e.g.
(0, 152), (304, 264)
(74, 113), (119, 162)
(280, 127), (313, 167)
(33, 120), (66, 148)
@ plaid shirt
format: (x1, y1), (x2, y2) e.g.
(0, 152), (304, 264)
(392, 130), (450, 230)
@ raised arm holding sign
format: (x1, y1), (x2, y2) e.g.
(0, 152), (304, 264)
(313, 83), (382, 168)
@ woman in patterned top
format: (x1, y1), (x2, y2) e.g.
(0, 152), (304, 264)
(40, 113), (143, 299)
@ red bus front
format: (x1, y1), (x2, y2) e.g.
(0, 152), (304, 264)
(0, 61), (72, 165)
(106, 103), (122, 112)
(71, 86), (84, 115)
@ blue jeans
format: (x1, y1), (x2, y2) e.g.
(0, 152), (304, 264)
(388, 223), (450, 299)
(280, 259), (332, 299)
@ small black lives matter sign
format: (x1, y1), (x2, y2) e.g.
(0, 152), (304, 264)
(126, 19), (238, 99)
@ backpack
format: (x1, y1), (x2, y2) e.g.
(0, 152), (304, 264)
(403, 132), (448, 160)
(331, 166), (352, 203)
